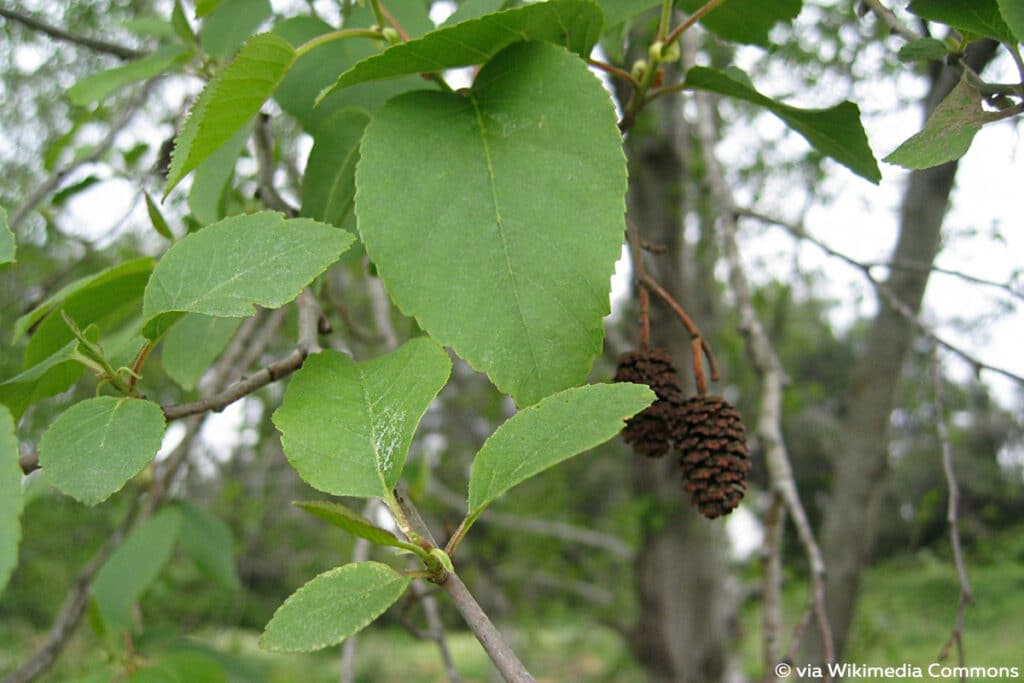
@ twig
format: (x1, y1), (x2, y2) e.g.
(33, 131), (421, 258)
(863, 259), (1024, 302)
(587, 58), (639, 89)
(625, 227), (652, 350)
(409, 581), (464, 683)
(253, 114), (299, 217)
(784, 608), (814, 664)
(858, 0), (921, 42)
(931, 347), (974, 675)
(0, 7), (145, 60)
(664, 0), (729, 46)
(761, 492), (786, 683)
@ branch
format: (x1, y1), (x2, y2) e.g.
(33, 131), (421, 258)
(253, 114), (299, 217)
(865, 259), (1024, 302)
(858, 0), (921, 42)
(761, 492), (786, 682)
(0, 7), (145, 60)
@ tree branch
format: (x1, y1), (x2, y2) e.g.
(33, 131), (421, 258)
(858, 0), (921, 42)
(0, 7), (145, 60)
(253, 114), (298, 217)
(761, 492), (786, 682)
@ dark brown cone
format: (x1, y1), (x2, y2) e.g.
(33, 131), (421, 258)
(614, 349), (683, 458)
(676, 396), (751, 518)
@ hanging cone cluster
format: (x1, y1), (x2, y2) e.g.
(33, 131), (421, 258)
(676, 396), (751, 519)
(613, 349), (683, 457)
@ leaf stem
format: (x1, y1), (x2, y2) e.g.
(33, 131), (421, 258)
(367, 0), (389, 34)
(664, 0), (729, 46)
(656, 0), (673, 41)
(587, 58), (639, 88)
(294, 28), (383, 58)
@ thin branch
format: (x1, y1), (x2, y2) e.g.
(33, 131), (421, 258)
(761, 492), (786, 683)
(932, 347), (974, 675)
(587, 58), (639, 89)
(864, 259), (1024, 302)
(0, 7), (145, 60)
(858, 0), (921, 41)
(664, 0), (729, 46)
(253, 114), (299, 217)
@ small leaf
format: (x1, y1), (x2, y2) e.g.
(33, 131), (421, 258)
(195, 0), (225, 18)
(0, 338), (85, 421)
(67, 46), (188, 106)
(141, 212), (353, 339)
(909, 0), (1015, 43)
(295, 501), (424, 555)
(0, 207), (14, 265)
(164, 33), (295, 195)
(677, 0), (801, 46)
(319, 0), (604, 100)
(38, 397), (166, 505)
(885, 76), (987, 169)
(199, 0), (272, 61)
(171, 1), (199, 47)
(468, 383), (654, 519)
(260, 562), (410, 652)
(998, 0), (1024, 42)
(897, 37), (952, 62)
(273, 339), (451, 498)
(187, 122), (251, 226)
(0, 405), (23, 596)
(684, 66), (881, 183)
(93, 507), (182, 634)
(429, 548), (454, 574)
(162, 314), (242, 390)
(144, 192), (175, 241)
(301, 108), (370, 227)
(356, 42), (626, 406)
(180, 499), (240, 590)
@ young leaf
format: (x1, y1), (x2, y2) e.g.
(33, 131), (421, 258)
(171, 0), (199, 47)
(0, 338), (85, 421)
(260, 562), (410, 652)
(93, 507), (183, 634)
(683, 66), (881, 183)
(164, 33), (295, 195)
(38, 397), (166, 506)
(897, 37), (952, 63)
(144, 192), (175, 241)
(67, 45), (188, 106)
(677, 0), (801, 46)
(467, 383), (654, 520)
(319, 0), (604, 100)
(180, 500), (241, 590)
(141, 212), (354, 339)
(356, 42), (626, 406)
(998, 0), (1024, 42)
(162, 314), (242, 390)
(295, 501), (425, 556)
(0, 207), (14, 265)
(908, 0), (1015, 44)
(187, 122), (251, 226)
(199, 0), (272, 61)
(884, 77), (987, 169)
(0, 405), (23, 596)
(301, 108), (370, 227)
(273, 339), (451, 498)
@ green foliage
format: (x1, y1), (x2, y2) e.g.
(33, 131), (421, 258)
(260, 562), (411, 652)
(144, 192), (175, 242)
(319, 0), (604, 99)
(885, 77), (987, 169)
(195, 0), (225, 19)
(165, 33), (295, 195)
(38, 397), (166, 505)
(162, 315), (242, 390)
(67, 46), (188, 106)
(272, 339), (451, 498)
(356, 42), (627, 406)
(684, 66), (881, 183)
(678, 0), (801, 46)
(0, 338), (84, 421)
(0, 405), (22, 596)
(187, 123), (251, 226)
(199, 0), (272, 61)
(0, 207), (13, 265)
(141, 212), (353, 338)
(908, 0), (1016, 43)
(897, 38), (952, 62)
(180, 499), (241, 590)
(294, 501), (426, 556)
(130, 650), (227, 683)
(300, 108), (370, 227)
(998, 0), (1024, 42)
(467, 383), (654, 520)
(597, 0), (659, 28)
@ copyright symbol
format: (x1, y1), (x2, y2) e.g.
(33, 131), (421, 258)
(775, 662), (792, 678)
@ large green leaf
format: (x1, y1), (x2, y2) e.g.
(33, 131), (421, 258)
(261, 562), (410, 652)
(180, 499), (240, 589)
(684, 66), (881, 183)
(0, 405), (22, 596)
(199, 0), (272, 60)
(319, 0), (604, 100)
(678, 0), (801, 46)
(67, 45), (188, 106)
(300, 108), (370, 227)
(909, 0), (1015, 43)
(884, 77), (989, 169)
(0, 207), (15, 264)
(162, 314), (242, 390)
(141, 212), (353, 339)
(467, 383), (654, 520)
(130, 651), (227, 683)
(164, 33), (295, 195)
(187, 123), (251, 226)
(356, 42), (627, 406)
(273, 339), (450, 498)
(38, 397), (166, 505)
(597, 0), (659, 28)
(998, 0), (1024, 41)
(0, 338), (84, 421)
(93, 507), (183, 634)
(295, 501), (425, 555)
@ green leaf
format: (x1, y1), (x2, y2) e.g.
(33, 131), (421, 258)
(0, 338), (84, 421)
(162, 315), (242, 390)
(998, 0), (1024, 41)
(141, 212), (353, 339)
(356, 42), (626, 406)
(909, 0), (1015, 43)
(0, 405), (23, 596)
(187, 123), (251, 226)
(171, 1), (199, 47)
(144, 193), (175, 241)
(319, 0), (604, 100)
(124, 16), (178, 41)
(260, 562), (410, 652)
(93, 507), (182, 634)
(684, 66), (881, 183)
(597, 0), (659, 28)
(273, 339), (451, 498)
(180, 500), (240, 590)
(443, 0), (508, 26)
(897, 37), (952, 62)
(295, 501), (424, 555)
(67, 46), (188, 106)
(301, 108), (370, 227)
(677, 0), (801, 46)
(38, 397), (166, 506)
(200, 0), (271, 61)
(0, 207), (14, 264)
(164, 33), (295, 195)
(196, 0), (225, 19)
(884, 76), (988, 169)
(467, 383), (654, 519)
(131, 651), (227, 683)
(52, 176), (101, 206)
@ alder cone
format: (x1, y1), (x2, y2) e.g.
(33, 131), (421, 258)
(613, 349), (683, 457)
(677, 396), (751, 518)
